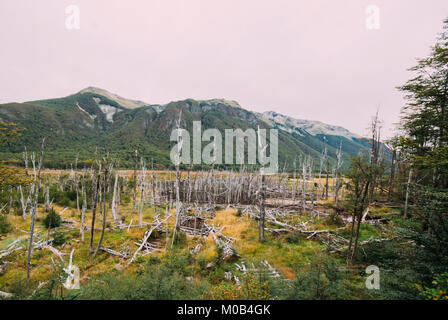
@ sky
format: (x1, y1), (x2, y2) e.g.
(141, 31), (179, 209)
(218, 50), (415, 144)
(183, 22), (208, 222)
(1, 0), (448, 138)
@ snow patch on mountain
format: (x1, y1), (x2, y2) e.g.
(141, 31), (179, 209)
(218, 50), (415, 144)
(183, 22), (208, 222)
(260, 111), (360, 140)
(76, 102), (96, 121)
(92, 97), (121, 122)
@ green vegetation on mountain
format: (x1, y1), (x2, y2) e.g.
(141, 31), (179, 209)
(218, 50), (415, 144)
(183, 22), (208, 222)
(0, 88), (372, 170)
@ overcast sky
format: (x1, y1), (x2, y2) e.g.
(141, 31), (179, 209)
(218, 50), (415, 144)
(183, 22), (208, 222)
(1, 0), (448, 138)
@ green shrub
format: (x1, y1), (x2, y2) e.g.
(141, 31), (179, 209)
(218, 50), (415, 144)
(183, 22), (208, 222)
(77, 253), (208, 300)
(148, 256), (161, 265)
(285, 233), (301, 244)
(43, 208), (62, 229)
(173, 231), (187, 245)
(324, 212), (344, 226)
(52, 231), (66, 246)
(135, 257), (146, 264)
(0, 214), (11, 237)
(285, 255), (353, 300)
(236, 208), (243, 217)
(419, 273), (448, 300)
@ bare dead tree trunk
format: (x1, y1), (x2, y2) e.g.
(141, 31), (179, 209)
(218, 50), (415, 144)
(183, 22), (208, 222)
(368, 111), (382, 203)
(292, 160), (296, 202)
(151, 160), (157, 217)
(111, 173), (118, 221)
(26, 138), (45, 281)
(94, 163), (110, 257)
(19, 185), (27, 219)
(138, 159), (146, 227)
(317, 153), (324, 202)
(132, 150), (138, 211)
(257, 126), (267, 242)
(74, 156), (80, 215)
(325, 147), (329, 199)
(80, 173), (87, 242)
(259, 174), (266, 242)
(171, 111), (183, 248)
(388, 149), (396, 201)
(346, 209), (357, 265)
(8, 187), (12, 224)
(404, 167), (413, 219)
(89, 166), (101, 254)
(302, 157), (307, 213)
(334, 143), (343, 207)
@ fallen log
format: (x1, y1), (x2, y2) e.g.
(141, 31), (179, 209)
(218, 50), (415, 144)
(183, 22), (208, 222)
(0, 246), (25, 260)
(42, 245), (64, 262)
(128, 214), (171, 264)
(100, 247), (129, 259)
(0, 291), (12, 298)
(330, 236), (401, 253)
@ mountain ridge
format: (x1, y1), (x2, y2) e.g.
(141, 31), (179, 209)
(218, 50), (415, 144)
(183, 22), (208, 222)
(0, 87), (372, 169)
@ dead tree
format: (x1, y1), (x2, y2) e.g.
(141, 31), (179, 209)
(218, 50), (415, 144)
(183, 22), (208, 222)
(257, 126), (267, 242)
(18, 185), (27, 219)
(171, 111), (183, 248)
(94, 160), (112, 257)
(26, 138), (45, 280)
(138, 158), (146, 227)
(367, 111), (382, 203)
(151, 160), (157, 217)
(128, 214), (171, 264)
(301, 157), (307, 213)
(111, 172), (118, 221)
(80, 172), (87, 242)
(89, 164), (101, 254)
(388, 148), (397, 201)
(324, 145), (329, 199)
(334, 143), (343, 207)
(132, 149), (138, 211)
(74, 156), (80, 215)
(404, 167), (413, 219)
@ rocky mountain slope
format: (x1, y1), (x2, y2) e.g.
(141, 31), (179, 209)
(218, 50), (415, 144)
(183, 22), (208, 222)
(0, 87), (372, 169)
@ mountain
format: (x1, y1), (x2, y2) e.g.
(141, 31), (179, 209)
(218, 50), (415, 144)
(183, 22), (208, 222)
(258, 111), (372, 159)
(0, 88), (372, 170)
(259, 111), (360, 140)
(77, 87), (150, 110)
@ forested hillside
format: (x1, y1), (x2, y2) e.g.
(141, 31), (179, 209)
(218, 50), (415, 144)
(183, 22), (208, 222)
(0, 88), (372, 169)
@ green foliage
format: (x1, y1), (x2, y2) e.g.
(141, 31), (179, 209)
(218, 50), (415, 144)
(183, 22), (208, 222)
(0, 214), (11, 237)
(203, 274), (273, 300)
(285, 233), (301, 244)
(49, 186), (78, 208)
(43, 208), (62, 229)
(419, 273), (448, 300)
(52, 231), (66, 246)
(173, 231), (187, 245)
(358, 240), (422, 299)
(397, 17), (448, 187)
(324, 212), (344, 227)
(283, 256), (354, 300)
(4, 262), (69, 300)
(78, 253), (208, 300)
